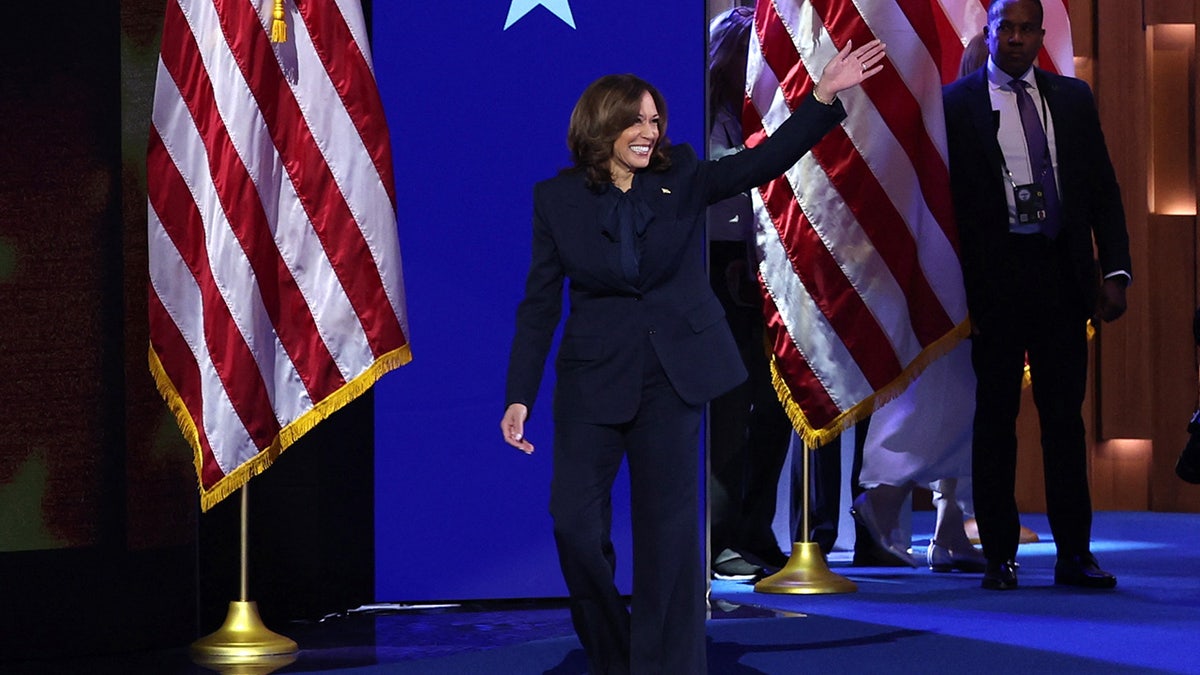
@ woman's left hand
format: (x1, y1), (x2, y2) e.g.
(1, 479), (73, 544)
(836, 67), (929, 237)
(814, 39), (887, 102)
(501, 403), (535, 454)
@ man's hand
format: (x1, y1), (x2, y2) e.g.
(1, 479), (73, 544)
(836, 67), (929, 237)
(1095, 276), (1128, 323)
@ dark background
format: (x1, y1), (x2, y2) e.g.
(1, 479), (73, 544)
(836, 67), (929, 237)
(0, 1), (375, 661)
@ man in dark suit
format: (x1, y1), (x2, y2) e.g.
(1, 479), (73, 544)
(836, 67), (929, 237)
(942, 0), (1130, 590)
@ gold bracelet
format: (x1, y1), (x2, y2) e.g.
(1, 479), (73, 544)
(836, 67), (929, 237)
(812, 87), (835, 105)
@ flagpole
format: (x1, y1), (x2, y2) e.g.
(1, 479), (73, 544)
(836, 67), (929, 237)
(191, 484), (299, 668)
(755, 438), (856, 595)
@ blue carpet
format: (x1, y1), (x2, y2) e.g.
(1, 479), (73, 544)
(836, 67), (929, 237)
(31, 511), (1189, 674)
(711, 511), (1200, 674)
(317, 613), (1175, 674)
(318, 511), (1199, 674)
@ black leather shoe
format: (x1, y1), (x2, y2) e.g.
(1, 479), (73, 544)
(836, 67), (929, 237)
(1054, 553), (1117, 589)
(712, 549), (765, 581)
(981, 559), (1018, 590)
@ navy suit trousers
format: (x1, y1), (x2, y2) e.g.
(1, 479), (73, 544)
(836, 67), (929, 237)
(550, 344), (705, 675)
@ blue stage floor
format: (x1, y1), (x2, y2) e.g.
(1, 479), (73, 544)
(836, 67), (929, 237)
(9, 511), (1199, 674)
(709, 510), (1200, 674)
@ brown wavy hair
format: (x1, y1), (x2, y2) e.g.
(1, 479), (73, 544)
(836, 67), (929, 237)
(566, 74), (672, 190)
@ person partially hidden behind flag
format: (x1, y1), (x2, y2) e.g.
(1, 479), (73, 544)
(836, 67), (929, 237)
(500, 41), (886, 673)
(849, 342), (987, 572)
(943, 0), (1131, 591)
(705, 5), (795, 582)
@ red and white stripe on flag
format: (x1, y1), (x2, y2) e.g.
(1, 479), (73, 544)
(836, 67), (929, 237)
(931, 0), (1072, 83)
(147, 0), (411, 510)
(746, 0), (972, 447)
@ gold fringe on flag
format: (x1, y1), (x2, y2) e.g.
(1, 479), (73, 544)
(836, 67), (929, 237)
(774, 319), (972, 449)
(270, 0), (287, 43)
(150, 344), (414, 512)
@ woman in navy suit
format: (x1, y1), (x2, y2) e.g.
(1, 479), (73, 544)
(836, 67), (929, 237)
(501, 39), (885, 674)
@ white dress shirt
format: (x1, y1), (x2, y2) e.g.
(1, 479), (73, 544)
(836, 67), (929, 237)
(987, 58), (1058, 236)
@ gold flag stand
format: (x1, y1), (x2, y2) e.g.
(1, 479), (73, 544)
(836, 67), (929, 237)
(755, 439), (857, 595)
(191, 485), (299, 673)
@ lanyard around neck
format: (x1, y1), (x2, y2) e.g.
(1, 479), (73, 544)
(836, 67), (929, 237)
(998, 80), (1052, 188)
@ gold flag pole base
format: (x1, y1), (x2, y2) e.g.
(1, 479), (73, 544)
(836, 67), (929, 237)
(754, 437), (856, 595)
(190, 601), (299, 664)
(191, 487), (297, 673)
(754, 542), (857, 595)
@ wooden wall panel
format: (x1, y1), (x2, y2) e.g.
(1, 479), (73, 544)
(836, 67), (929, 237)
(1148, 214), (1200, 511)
(1091, 440), (1152, 510)
(1144, 0), (1197, 24)
(1095, 0), (1153, 442)
(1089, 0), (1200, 512)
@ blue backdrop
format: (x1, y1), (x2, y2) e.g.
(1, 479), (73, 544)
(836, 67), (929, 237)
(372, 1), (707, 601)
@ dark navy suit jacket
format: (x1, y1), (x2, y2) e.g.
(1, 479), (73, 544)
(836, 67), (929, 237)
(506, 94), (846, 425)
(942, 67), (1131, 332)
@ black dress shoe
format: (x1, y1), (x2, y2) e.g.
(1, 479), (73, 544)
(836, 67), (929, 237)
(981, 559), (1018, 590)
(712, 549), (765, 581)
(1054, 553), (1117, 589)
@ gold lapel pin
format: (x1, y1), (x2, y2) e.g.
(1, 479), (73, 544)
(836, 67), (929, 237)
(661, 187), (671, 194)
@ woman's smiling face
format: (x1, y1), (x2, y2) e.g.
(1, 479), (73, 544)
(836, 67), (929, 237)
(609, 91), (660, 183)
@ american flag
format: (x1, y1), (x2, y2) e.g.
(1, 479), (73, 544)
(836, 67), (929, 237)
(745, 0), (1070, 447)
(147, 0), (410, 511)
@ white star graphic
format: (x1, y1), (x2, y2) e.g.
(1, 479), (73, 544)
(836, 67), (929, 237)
(504, 0), (576, 30)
